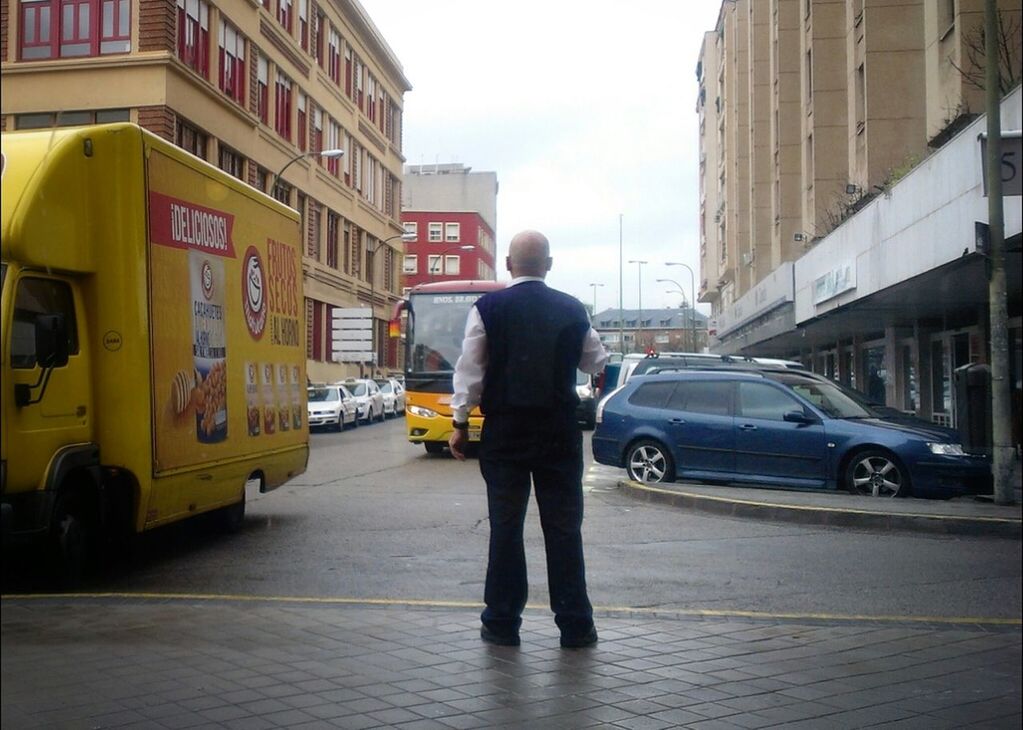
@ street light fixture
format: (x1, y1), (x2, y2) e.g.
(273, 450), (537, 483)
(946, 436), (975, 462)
(660, 284), (689, 350)
(366, 231), (416, 374)
(656, 277), (690, 351)
(664, 262), (697, 351)
(272, 148), (344, 199)
(627, 259), (647, 353)
(427, 244), (476, 277)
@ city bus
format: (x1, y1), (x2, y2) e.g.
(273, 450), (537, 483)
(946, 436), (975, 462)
(391, 280), (504, 453)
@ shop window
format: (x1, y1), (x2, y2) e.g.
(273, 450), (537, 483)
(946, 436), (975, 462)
(176, 119), (207, 160)
(218, 144), (245, 181)
(14, 109), (128, 129)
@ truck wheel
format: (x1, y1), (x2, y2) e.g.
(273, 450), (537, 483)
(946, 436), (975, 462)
(50, 493), (91, 588)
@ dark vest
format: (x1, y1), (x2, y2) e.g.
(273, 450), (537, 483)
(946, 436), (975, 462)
(475, 280), (589, 416)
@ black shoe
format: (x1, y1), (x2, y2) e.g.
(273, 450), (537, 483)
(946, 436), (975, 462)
(480, 626), (520, 646)
(560, 627), (598, 649)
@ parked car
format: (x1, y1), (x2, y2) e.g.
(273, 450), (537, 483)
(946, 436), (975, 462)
(576, 369), (597, 429)
(376, 377), (406, 418)
(345, 378), (386, 424)
(592, 370), (991, 498)
(307, 383), (358, 431)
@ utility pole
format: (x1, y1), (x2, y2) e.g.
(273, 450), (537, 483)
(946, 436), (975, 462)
(618, 214), (625, 354)
(984, 0), (1014, 504)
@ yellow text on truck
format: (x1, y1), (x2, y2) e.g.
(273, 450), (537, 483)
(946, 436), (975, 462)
(1, 124), (309, 581)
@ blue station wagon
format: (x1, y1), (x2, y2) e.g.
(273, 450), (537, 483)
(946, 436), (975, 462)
(592, 370), (991, 499)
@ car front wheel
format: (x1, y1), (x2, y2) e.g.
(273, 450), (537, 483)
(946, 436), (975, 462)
(844, 449), (908, 497)
(625, 440), (675, 484)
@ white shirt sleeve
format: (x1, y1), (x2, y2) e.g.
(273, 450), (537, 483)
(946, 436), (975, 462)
(578, 327), (609, 374)
(450, 306), (487, 423)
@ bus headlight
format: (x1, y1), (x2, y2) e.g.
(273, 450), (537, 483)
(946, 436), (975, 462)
(407, 405), (439, 419)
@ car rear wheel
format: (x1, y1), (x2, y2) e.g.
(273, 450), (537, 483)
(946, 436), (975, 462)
(844, 449), (909, 497)
(625, 440), (675, 484)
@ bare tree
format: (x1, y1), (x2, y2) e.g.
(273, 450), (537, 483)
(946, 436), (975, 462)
(952, 10), (1022, 94)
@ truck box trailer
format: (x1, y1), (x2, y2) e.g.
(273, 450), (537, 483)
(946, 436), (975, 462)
(1, 123), (309, 581)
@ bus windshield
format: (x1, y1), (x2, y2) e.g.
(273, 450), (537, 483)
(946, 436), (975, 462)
(407, 292), (483, 373)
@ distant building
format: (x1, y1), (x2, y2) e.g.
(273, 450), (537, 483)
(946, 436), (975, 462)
(593, 308), (708, 355)
(1, 0), (411, 381)
(401, 164), (498, 288)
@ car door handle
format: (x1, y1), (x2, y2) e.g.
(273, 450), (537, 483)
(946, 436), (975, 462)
(669, 417), (686, 424)
(738, 424), (758, 431)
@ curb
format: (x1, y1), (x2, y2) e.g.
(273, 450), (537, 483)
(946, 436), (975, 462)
(618, 481), (1023, 538)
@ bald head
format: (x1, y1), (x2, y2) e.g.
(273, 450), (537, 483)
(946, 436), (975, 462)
(506, 230), (552, 278)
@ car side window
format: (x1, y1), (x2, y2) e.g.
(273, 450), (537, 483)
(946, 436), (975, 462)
(627, 381), (676, 408)
(738, 382), (801, 421)
(11, 277), (79, 369)
(669, 381), (733, 416)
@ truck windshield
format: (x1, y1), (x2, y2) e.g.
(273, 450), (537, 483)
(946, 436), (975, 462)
(407, 292), (481, 374)
(307, 387), (339, 403)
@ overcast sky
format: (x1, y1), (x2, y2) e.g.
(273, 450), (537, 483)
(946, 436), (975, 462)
(359, 0), (723, 314)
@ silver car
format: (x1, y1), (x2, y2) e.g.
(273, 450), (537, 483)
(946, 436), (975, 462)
(306, 384), (358, 431)
(375, 378), (406, 418)
(345, 378), (385, 423)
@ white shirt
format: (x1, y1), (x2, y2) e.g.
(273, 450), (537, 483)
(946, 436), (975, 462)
(450, 277), (609, 423)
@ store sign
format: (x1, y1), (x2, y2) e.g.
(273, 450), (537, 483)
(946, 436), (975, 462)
(979, 131), (1022, 197)
(813, 263), (856, 305)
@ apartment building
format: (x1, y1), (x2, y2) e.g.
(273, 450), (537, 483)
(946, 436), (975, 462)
(1, 0), (410, 382)
(593, 308), (708, 355)
(697, 0), (1021, 434)
(400, 163), (498, 289)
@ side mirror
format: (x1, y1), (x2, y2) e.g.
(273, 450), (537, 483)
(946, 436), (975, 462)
(35, 314), (70, 368)
(783, 409), (817, 424)
(15, 314), (69, 407)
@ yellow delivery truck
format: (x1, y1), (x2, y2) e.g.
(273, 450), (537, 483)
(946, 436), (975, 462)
(1, 123), (309, 582)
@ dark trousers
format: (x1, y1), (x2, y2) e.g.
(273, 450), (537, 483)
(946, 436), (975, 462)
(478, 411), (594, 638)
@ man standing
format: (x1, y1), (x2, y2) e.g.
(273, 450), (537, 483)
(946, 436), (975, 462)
(449, 230), (608, 648)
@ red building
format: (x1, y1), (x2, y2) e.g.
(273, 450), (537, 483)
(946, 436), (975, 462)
(400, 211), (496, 290)
(400, 164), (498, 290)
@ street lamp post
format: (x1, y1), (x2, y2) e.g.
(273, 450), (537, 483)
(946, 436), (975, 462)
(627, 259), (647, 353)
(427, 244), (476, 278)
(588, 283), (604, 319)
(665, 262), (697, 351)
(367, 231), (416, 374)
(272, 148), (344, 199)
(656, 277), (689, 350)
(660, 285), (689, 350)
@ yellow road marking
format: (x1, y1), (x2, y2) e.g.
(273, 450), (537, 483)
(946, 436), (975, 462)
(3, 591), (1019, 626)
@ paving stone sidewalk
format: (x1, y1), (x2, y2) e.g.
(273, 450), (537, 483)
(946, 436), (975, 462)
(2, 597), (1020, 729)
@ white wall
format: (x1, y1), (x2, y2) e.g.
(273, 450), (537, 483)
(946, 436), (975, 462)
(793, 86), (1022, 324)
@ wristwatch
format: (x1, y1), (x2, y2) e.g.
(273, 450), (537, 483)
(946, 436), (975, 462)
(452, 420), (469, 431)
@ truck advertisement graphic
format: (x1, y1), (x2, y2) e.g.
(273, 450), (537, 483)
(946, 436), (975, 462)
(147, 149), (305, 471)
